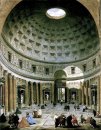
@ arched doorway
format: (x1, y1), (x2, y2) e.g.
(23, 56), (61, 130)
(69, 88), (78, 104)
(54, 70), (67, 104)
(43, 88), (50, 104)
(91, 84), (97, 109)
(17, 85), (25, 108)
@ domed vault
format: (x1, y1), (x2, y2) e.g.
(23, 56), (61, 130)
(2, 0), (99, 63)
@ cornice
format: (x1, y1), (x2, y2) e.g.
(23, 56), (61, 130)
(0, 52), (101, 82)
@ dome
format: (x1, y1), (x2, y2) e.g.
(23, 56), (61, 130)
(2, 0), (99, 63)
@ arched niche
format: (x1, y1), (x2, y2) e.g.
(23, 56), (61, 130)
(54, 70), (67, 103)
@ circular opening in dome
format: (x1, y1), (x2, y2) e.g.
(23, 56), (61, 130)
(46, 8), (66, 19)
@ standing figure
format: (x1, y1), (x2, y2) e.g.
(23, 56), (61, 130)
(93, 109), (96, 117)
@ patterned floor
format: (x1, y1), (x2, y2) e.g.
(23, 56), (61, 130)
(19, 103), (95, 129)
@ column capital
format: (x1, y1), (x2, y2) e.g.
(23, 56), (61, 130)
(4, 70), (8, 76)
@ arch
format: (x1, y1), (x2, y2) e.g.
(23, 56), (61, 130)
(0, 0), (22, 34)
(76, 0), (99, 31)
(54, 70), (67, 80)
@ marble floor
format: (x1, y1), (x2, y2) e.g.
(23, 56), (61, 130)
(1, 103), (101, 130)
(19, 103), (98, 129)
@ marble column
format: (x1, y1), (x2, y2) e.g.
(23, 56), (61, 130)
(36, 82), (39, 105)
(89, 80), (92, 107)
(99, 75), (101, 113)
(4, 71), (8, 114)
(67, 87), (69, 103)
(25, 81), (29, 106)
(86, 81), (89, 106)
(2, 82), (5, 107)
(51, 82), (54, 103)
(8, 74), (13, 111)
(78, 88), (81, 104)
(33, 83), (37, 104)
(97, 76), (100, 111)
(81, 82), (84, 105)
(0, 84), (4, 105)
(12, 76), (17, 111)
(40, 83), (43, 105)
(65, 87), (67, 103)
(31, 82), (34, 105)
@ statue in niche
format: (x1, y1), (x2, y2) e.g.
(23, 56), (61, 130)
(45, 94), (49, 100)
(72, 93), (76, 100)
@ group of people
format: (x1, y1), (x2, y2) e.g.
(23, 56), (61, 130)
(8, 113), (19, 128)
(54, 113), (100, 128)
(64, 104), (80, 111)
(0, 113), (19, 128)
(54, 114), (79, 128)
(0, 112), (37, 128)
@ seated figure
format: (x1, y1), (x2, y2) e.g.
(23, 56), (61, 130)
(37, 108), (42, 118)
(13, 113), (19, 128)
(55, 114), (66, 127)
(67, 115), (73, 128)
(90, 117), (98, 128)
(26, 112), (36, 125)
(71, 115), (79, 126)
(32, 108), (38, 118)
(18, 117), (30, 128)
(0, 113), (6, 123)
(80, 115), (86, 123)
(95, 111), (101, 118)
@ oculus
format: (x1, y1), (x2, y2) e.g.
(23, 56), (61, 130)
(46, 8), (66, 19)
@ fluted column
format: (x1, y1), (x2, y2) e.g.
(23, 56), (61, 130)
(97, 76), (100, 111)
(25, 81), (29, 106)
(31, 82), (34, 105)
(2, 82), (5, 107)
(4, 71), (8, 114)
(89, 80), (92, 107)
(67, 87), (69, 103)
(8, 74), (13, 111)
(99, 75), (101, 113)
(51, 82), (54, 103)
(40, 83), (43, 105)
(81, 82), (84, 105)
(78, 88), (81, 104)
(12, 76), (17, 111)
(36, 82), (39, 105)
(33, 83), (37, 104)
(86, 81), (89, 106)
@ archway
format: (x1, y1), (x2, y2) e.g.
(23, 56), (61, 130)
(69, 88), (78, 104)
(54, 70), (67, 104)
(43, 88), (50, 104)
(17, 85), (25, 108)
